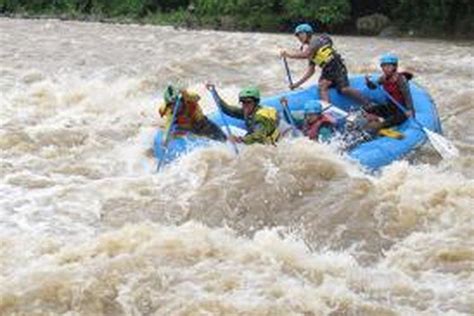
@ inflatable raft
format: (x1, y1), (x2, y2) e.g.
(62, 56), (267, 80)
(154, 75), (442, 170)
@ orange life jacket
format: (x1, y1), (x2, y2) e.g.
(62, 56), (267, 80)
(159, 91), (204, 131)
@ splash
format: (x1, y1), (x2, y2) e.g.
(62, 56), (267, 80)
(1, 18), (473, 315)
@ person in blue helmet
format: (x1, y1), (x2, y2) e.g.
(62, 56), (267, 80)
(280, 97), (337, 142)
(280, 23), (371, 107)
(302, 100), (338, 142)
(364, 53), (414, 129)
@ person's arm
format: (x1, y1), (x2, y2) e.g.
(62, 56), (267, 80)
(216, 96), (244, 120)
(281, 45), (313, 59)
(206, 84), (244, 119)
(157, 102), (174, 129)
(158, 102), (171, 117)
(291, 64), (316, 89)
(397, 75), (414, 116)
(283, 36), (322, 60)
(365, 75), (383, 90)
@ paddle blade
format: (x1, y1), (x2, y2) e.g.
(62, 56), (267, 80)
(379, 128), (404, 140)
(423, 127), (459, 159)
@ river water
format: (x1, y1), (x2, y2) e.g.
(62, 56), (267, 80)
(0, 18), (473, 315)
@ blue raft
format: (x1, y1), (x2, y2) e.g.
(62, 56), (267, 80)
(153, 75), (442, 170)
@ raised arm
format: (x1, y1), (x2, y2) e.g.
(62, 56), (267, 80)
(206, 83), (244, 119)
(280, 45), (313, 60)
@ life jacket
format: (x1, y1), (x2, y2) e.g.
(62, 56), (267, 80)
(382, 73), (405, 107)
(159, 91), (203, 132)
(174, 99), (198, 128)
(246, 106), (280, 144)
(305, 114), (337, 141)
(311, 34), (336, 67)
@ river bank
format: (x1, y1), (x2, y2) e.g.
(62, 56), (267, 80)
(2, 8), (474, 40)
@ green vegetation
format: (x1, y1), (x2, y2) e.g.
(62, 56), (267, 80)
(393, 0), (474, 36)
(0, 0), (472, 37)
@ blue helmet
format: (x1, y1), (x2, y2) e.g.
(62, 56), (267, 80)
(304, 100), (322, 115)
(380, 53), (398, 66)
(294, 23), (314, 35)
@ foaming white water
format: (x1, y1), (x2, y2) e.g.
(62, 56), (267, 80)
(2, 220), (472, 315)
(1, 18), (473, 315)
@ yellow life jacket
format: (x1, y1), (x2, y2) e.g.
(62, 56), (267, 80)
(255, 107), (280, 144)
(312, 44), (335, 67)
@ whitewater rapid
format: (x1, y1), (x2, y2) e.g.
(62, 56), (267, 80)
(1, 18), (473, 315)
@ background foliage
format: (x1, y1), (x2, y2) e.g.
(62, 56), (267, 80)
(0, 0), (472, 36)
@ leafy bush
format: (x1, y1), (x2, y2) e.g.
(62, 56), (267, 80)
(1, 0), (472, 36)
(393, 0), (474, 34)
(283, 0), (350, 25)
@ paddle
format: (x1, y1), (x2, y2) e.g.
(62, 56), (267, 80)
(282, 56), (294, 89)
(156, 93), (183, 171)
(207, 85), (239, 155)
(280, 57), (302, 137)
(379, 86), (459, 159)
(279, 97), (303, 137)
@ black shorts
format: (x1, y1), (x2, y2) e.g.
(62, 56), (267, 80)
(365, 103), (407, 127)
(319, 58), (349, 91)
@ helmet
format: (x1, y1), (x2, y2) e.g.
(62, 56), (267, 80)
(164, 85), (179, 104)
(294, 23), (314, 35)
(304, 100), (322, 115)
(239, 86), (260, 102)
(380, 53), (398, 66)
